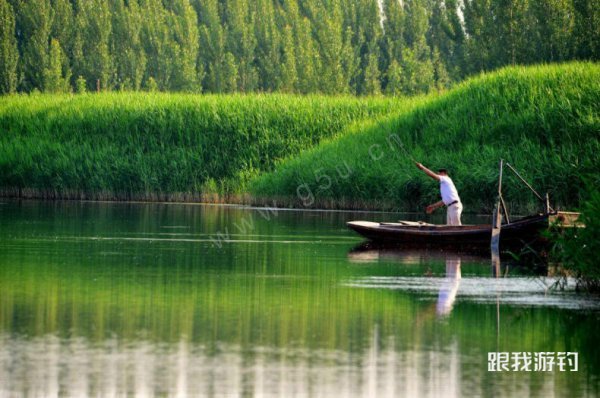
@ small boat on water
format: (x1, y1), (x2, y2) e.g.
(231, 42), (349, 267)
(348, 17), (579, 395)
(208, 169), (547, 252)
(347, 160), (582, 248)
(347, 211), (581, 247)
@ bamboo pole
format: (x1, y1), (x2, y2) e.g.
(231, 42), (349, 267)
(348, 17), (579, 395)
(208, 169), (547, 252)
(491, 159), (504, 254)
(505, 162), (554, 212)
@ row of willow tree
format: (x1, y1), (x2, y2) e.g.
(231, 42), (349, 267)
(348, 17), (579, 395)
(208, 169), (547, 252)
(0, 0), (598, 95)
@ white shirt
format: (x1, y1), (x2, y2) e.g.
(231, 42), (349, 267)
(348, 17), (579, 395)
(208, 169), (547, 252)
(439, 175), (460, 205)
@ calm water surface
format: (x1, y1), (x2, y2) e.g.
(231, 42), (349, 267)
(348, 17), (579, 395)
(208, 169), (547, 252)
(0, 200), (598, 397)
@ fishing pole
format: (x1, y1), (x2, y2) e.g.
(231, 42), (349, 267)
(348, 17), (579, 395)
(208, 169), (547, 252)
(396, 138), (418, 164)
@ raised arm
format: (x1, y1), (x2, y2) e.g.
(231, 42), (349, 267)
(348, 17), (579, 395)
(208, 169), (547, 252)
(415, 162), (440, 181)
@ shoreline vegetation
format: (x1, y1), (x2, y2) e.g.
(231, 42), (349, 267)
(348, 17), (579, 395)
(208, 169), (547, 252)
(251, 63), (599, 213)
(552, 187), (600, 293)
(0, 189), (402, 212)
(1, 63), (599, 214)
(0, 94), (404, 208)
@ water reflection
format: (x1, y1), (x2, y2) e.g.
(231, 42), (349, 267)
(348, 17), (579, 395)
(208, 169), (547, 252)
(1, 334), (469, 397)
(346, 244), (599, 310)
(437, 254), (461, 316)
(1, 201), (599, 397)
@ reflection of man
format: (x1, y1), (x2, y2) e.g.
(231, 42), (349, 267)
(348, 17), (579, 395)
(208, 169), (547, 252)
(415, 162), (463, 225)
(436, 255), (461, 316)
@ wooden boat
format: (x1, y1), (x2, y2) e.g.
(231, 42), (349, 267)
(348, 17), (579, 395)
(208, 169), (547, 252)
(348, 160), (582, 249)
(347, 211), (581, 247)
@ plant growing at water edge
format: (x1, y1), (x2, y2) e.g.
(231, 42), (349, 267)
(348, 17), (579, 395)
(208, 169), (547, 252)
(552, 186), (600, 293)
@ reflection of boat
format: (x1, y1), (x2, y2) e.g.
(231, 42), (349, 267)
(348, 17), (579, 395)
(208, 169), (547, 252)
(347, 242), (489, 263)
(347, 212), (580, 247)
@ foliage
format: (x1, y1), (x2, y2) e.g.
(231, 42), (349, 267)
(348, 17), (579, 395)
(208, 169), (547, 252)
(251, 63), (600, 213)
(43, 38), (71, 93)
(0, 0), (598, 95)
(553, 185), (600, 292)
(0, 93), (399, 197)
(0, 0), (18, 94)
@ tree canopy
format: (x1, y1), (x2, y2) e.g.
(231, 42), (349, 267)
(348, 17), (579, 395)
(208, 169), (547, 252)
(1, 0), (598, 95)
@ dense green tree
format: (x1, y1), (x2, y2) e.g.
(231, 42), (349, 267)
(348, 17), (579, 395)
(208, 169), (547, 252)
(43, 38), (70, 92)
(280, 25), (298, 93)
(572, 0), (600, 59)
(426, 0), (447, 59)
(253, 0), (282, 91)
(0, 0), (18, 93)
(75, 75), (86, 93)
(294, 16), (319, 94)
(343, 27), (362, 94)
(196, 0), (227, 92)
(50, 0), (74, 86)
(167, 0), (200, 91)
(363, 50), (382, 95)
(432, 46), (450, 90)
(492, 0), (530, 66)
(111, 0), (146, 90)
(140, 0), (172, 90)
(530, 0), (575, 62)
(401, 46), (434, 95)
(221, 51), (238, 92)
(310, 1), (347, 93)
(382, 0), (405, 62)
(223, 0), (257, 92)
(384, 59), (403, 96)
(0, 0), (598, 95)
(380, 0), (405, 92)
(145, 76), (158, 91)
(50, 0), (72, 51)
(463, 0), (495, 73)
(75, 0), (112, 91)
(18, 0), (53, 92)
(426, 0), (464, 81)
(442, 0), (467, 80)
(401, 0), (434, 93)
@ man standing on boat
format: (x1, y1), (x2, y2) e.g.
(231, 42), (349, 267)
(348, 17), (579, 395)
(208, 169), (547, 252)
(415, 162), (463, 225)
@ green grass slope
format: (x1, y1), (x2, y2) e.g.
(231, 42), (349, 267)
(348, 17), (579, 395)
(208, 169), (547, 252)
(251, 62), (600, 213)
(0, 93), (402, 200)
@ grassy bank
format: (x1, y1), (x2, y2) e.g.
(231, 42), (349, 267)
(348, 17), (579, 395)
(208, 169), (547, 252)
(0, 93), (402, 200)
(251, 62), (600, 213)
(1, 62), (598, 212)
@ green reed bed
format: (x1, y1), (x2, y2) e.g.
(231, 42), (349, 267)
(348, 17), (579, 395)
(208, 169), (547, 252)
(251, 62), (600, 213)
(0, 93), (402, 200)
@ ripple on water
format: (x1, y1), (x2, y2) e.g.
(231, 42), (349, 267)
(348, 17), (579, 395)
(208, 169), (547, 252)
(345, 276), (600, 310)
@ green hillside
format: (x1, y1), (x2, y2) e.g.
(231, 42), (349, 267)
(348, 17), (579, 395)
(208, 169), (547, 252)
(251, 62), (600, 213)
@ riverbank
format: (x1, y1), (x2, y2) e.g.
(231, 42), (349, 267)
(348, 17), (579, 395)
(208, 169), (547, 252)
(1, 62), (598, 213)
(0, 188), (401, 212)
(0, 93), (403, 204)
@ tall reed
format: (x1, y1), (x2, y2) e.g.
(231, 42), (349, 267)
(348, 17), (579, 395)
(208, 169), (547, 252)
(0, 93), (401, 199)
(251, 62), (600, 213)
